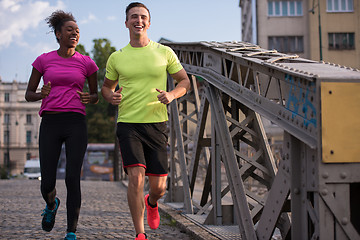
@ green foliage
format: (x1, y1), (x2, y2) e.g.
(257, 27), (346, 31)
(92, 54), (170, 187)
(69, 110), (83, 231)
(79, 39), (118, 143)
(0, 165), (8, 179)
(92, 38), (116, 88)
(87, 112), (116, 143)
(76, 44), (89, 56)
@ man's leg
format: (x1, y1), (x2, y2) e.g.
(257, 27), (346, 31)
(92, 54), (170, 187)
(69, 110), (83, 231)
(144, 175), (167, 229)
(127, 166), (146, 235)
(148, 175), (167, 205)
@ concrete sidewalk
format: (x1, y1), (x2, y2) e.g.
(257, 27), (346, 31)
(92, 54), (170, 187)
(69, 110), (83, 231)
(0, 179), (219, 240)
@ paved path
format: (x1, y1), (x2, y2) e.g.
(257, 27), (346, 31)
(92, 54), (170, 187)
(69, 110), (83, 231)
(0, 179), (210, 240)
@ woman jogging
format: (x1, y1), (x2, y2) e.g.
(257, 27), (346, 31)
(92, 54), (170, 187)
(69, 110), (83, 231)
(25, 10), (98, 240)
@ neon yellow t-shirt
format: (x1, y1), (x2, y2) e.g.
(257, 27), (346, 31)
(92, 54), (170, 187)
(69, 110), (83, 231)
(105, 40), (183, 123)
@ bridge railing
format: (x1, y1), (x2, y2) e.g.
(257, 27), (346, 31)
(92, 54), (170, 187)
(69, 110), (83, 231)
(163, 41), (360, 240)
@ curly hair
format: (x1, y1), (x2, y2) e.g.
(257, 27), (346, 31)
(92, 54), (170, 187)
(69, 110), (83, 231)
(45, 10), (76, 43)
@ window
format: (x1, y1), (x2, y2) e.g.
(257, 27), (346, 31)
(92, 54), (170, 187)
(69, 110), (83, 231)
(4, 93), (9, 102)
(328, 33), (355, 50)
(26, 131), (32, 144)
(4, 130), (9, 144)
(268, 36), (304, 53)
(26, 114), (32, 124)
(327, 0), (353, 12)
(4, 114), (10, 124)
(268, 0), (303, 16)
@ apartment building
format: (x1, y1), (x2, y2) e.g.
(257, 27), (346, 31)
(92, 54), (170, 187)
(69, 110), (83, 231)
(239, 0), (360, 69)
(0, 79), (41, 176)
(309, 0), (359, 67)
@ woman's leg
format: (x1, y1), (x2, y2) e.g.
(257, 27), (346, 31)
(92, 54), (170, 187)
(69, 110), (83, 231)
(64, 114), (88, 233)
(39, 116), (63, 208)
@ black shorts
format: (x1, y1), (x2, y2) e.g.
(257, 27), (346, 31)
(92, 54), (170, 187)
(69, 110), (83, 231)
(116, 122), (168, 176)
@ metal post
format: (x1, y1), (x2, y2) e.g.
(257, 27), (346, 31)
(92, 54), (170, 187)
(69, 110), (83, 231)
(6, 122), (10, 177)
(113, 108), (120, 181)
(318, 0), (323, 61)
(311, 0), (323, 61)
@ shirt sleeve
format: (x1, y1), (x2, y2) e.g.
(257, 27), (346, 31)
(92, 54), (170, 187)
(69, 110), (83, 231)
(32, 54), (45, 74)
(85, 56), (99, 77)
(166, 46), (183, 74)
(105, 52), (119, 81)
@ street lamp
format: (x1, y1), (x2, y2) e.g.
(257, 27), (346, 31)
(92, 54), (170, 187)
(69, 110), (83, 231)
(310, 0), (323, 61)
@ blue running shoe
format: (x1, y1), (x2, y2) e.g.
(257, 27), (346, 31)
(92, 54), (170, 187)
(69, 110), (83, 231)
(41, 197), (60, 232)
(64, 232), (77, 240)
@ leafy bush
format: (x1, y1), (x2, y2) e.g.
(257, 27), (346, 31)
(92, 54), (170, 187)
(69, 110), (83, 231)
(0, 166), (8, 179)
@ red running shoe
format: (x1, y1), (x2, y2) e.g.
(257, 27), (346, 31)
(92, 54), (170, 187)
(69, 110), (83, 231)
(135, 233), (148, 240)
(144, 194), (160, 229)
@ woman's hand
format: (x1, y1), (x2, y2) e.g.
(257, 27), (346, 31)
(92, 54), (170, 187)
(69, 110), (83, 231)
(77, 91), (91, 104)
(41, 82), (51, 99)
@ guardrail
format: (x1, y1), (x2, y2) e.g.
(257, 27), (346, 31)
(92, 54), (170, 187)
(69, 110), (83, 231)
(164, 41), (360, 239)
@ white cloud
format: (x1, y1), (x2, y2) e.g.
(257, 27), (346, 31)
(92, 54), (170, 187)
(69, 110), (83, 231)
(16, 37), (57, 54)
(107, 16), (117, 21)
(0, 0), (65, 49)
(79, 13), (97, 25)
(0, 0), (21, 12)
(32, 41), (58, 54)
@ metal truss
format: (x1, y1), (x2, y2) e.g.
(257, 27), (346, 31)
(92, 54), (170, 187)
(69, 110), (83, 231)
(164, 41), (360, 239)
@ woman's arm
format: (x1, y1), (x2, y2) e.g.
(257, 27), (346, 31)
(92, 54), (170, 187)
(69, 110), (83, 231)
(87, 71), (99, 104)
(25, 67), (47, 102)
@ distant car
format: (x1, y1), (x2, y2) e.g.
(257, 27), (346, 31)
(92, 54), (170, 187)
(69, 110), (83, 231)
(24, 159), (41, 180)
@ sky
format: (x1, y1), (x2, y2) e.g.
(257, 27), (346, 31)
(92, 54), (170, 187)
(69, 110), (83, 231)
(0, 0), (241, 83)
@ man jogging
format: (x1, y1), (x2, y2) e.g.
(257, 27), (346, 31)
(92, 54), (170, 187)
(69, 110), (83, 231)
(101, 2), (190, 240)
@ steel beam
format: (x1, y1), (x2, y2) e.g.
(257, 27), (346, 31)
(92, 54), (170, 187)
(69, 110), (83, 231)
(164, 41), (360, 240)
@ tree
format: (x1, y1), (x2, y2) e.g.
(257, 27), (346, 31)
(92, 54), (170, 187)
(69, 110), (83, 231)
(75, 44), (89, 56)
(76, 39), (117, 143)
(92, 38), (116, 87)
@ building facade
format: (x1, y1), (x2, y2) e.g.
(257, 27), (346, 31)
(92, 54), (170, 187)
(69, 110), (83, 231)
(309, 0), (359, 67)
(0, 80), (41, 176)
(239, 0), (360, 69)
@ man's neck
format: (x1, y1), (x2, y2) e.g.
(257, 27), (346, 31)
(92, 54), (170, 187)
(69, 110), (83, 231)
(129, 36), (150, 48)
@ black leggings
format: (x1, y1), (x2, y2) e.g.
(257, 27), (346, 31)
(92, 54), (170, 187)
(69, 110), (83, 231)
(39, 112), (87, 233)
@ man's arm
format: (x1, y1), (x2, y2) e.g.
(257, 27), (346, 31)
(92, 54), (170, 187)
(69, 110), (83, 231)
(156, 68), (191, 104)
(101, 78), (123, 105)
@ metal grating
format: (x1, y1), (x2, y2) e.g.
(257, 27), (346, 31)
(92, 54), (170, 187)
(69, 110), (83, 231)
(163, 200), (241, 240)
(164, 201), (282, 240)
(184, 214), (242, 240)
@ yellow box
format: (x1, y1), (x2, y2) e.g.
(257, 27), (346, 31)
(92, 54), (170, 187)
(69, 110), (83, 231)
(321, 82), (360, 163)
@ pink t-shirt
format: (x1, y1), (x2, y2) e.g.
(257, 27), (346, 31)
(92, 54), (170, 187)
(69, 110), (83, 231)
(32, 51), (98, 116)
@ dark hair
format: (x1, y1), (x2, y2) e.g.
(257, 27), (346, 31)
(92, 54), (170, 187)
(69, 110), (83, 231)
(45, 10), (76, 43)
(125, 2), (150, 21)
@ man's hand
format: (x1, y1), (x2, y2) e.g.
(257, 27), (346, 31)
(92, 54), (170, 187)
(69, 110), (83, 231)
(156, 88), (175, 104)
(41, 82), (51, 99)
(111, 87), (123, 105)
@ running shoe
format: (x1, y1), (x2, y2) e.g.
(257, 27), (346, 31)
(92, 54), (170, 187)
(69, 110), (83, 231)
(41, 197), (60, 232)
(144, 194), (160, 229)
(64, 232), (77, 240)
(135, 233), (148, 240)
